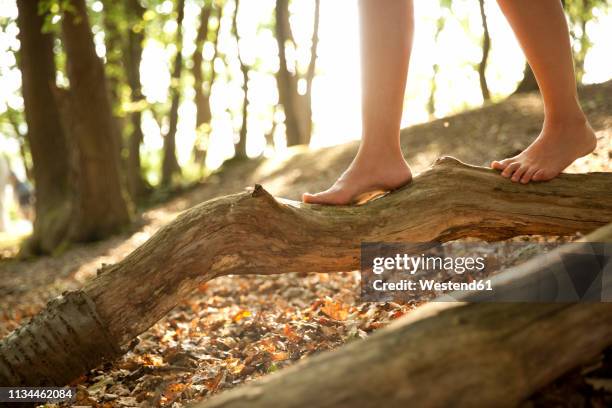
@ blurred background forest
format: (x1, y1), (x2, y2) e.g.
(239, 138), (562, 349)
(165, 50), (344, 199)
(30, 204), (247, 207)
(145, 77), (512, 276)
(0, 0), (611, 255)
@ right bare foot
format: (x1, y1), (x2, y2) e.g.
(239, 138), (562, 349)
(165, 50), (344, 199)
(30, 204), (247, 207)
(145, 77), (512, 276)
(302, 149), (412, 205)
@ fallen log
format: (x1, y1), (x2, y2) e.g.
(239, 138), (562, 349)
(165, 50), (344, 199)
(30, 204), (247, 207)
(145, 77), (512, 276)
(1, 157), (611, 386)
(194, 223), (612, 408)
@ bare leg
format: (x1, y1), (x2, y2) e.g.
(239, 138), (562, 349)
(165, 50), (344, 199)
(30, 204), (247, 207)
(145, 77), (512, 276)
(492, 0), (596, 183)
(303, 0), (413, 205)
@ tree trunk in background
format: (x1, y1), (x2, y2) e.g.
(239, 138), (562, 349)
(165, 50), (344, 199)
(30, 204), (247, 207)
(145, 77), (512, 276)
(477, 0), (491, 102)
(16, 0), (71, 254)
(161, 0), (185, 187)
(192, 1), (221, 169)
(61, 0), (131, 241)
(101, 0), (127, 180)
(427, 16), (446, 117)
(125, 0), (150, 202)
(101, 0), (124, 112)
(233, 0), (248, 160)
(570, 0), (592, 84)
(274, 0), (319, 147)
(193, 3), (213, 131)
(275, 0), (300, 147)
(513, 63), (539, 94)
(303, 0), (320, 140)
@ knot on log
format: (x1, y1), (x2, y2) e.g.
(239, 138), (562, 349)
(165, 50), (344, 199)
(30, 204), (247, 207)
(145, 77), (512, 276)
(249, 184), (281, 210)
(0, 290), (121, 386)
(250, 184), (267, 198)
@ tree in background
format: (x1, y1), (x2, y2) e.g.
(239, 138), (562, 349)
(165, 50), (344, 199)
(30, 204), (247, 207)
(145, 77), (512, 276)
(274, 0), (320, 147)
(427, 0), (451, 117)
(161, 0), (186, 187)
(192, 0), (223, 169)
(477, 0), (491, 102)
(232, 0), (249, 159)
(125, 0), (151, 201)
(15, 0), (71, 254)
(100, 0), (126, 118)
(59, 0), (131, 241)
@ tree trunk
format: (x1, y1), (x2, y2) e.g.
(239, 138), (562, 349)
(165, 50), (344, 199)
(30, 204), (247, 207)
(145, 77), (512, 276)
(233, 0), (248, 160)
(302, 0), (320, 140)
(60, 0), (131, 241)
(101, 0), (127, 176)
(196, 226), (612, 408)
(16, 0), (71, 255)
(427, 16), (445, 117)
(573, 5), (590, 84)
(513, 62), (539, 95)
(101, 0), (125, 112)
(477, 0), (491, 102)
(274, 0), (308, 147)
(193, 3), (213, 130)
(1, 157), (612, 386)
(192, 2), (222, 170)
(125, 0), (150, 202)
(161, 0), (186, 187)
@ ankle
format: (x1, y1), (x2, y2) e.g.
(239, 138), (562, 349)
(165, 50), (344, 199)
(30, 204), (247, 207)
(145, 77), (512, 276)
(543, 112), (588, 130)
(358, 141), (404, 161)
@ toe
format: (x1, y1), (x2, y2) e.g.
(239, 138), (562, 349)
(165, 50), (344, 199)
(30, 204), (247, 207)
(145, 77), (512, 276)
(302, 192), (316, 203)
(532, 169), (557, 182)
(501, 162), (520, 178)
(531, 169), (545, 182)
(302, 191), (332, 204)
(520, 167), (538, 184)
(511, 165), (528, 183)
(490, 161), (503, 170)
(302, 192), (320, 204)
(302, 190), (348, 205)
(491, 158), (513, 171)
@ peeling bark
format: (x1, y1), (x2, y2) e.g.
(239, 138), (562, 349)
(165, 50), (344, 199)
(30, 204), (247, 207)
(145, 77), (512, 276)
(1, 157), (611, 386)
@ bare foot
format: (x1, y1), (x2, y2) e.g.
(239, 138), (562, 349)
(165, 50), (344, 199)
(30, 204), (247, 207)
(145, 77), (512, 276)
(303, 149), (412, 205)
(491, 117), (596, 184)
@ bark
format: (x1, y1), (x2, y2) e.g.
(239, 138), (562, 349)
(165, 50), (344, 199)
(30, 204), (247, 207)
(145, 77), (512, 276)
(232, 0), (248, 160)
(60, 0), (131, 241)
(477, 0), (491, 102)
(1, 157), (612, 385)
(161, 0), (186, 187)
(16, 0), (71, 254)
(125, 0), (150, 201)
(513, 62), (539, 95)
(196, 226), (612, 408)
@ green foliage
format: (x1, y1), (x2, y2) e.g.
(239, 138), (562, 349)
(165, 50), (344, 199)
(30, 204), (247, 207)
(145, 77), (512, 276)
(38, 0), (79, 33)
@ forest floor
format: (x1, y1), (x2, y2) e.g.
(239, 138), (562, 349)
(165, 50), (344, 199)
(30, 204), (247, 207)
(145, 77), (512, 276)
(1, 81), (612, 407)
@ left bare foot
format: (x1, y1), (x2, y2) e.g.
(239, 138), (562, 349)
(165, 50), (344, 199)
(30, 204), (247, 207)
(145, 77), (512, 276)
(491, 116), (596, 183)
